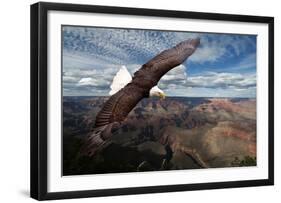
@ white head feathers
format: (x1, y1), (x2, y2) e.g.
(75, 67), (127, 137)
(149, 86), (165, 98)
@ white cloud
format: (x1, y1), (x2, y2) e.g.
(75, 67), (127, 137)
(161, 65), (187, 81)
(63, 27), (256, 72)
(189, 39), (227, 63)
(186, 72), (256, 89)
(62, 26), (256, 97)
(64, 26), (256, 66)
(78, 78), (95, 86)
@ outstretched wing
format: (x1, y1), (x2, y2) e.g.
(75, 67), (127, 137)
(81, 86), (144, 156)
(131, 38), (200, 90)
(109, 65), (132, 95)
(82, 38), (200, 156)
(96, 38), (200, 127)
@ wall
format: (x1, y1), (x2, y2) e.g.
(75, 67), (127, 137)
(0, 0), (279, 202)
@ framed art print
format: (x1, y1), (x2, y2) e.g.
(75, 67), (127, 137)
(30, 2), (274, 200)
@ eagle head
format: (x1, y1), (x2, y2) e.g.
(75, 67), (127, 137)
(149, 86), (165, 99)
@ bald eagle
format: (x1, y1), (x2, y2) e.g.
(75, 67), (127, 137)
(81, 38), (200, 157)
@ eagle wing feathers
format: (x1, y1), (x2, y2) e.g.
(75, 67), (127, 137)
(82, 38), (200, 156)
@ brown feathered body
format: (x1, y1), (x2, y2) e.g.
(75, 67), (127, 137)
(81, 38), (200, 156)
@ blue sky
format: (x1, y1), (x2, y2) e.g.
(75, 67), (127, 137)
(62, 26), (256, 98)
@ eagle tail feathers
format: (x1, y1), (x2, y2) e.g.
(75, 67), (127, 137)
(80, 125), (112, 157)
(80, 122), (122, 157)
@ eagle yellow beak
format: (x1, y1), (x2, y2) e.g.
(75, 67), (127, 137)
(159, 92), (166, 99)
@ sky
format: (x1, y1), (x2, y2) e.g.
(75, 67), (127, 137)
(62, 26), (256, 98)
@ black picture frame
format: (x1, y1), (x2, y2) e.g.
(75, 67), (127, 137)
(30, 2), (274, 200)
